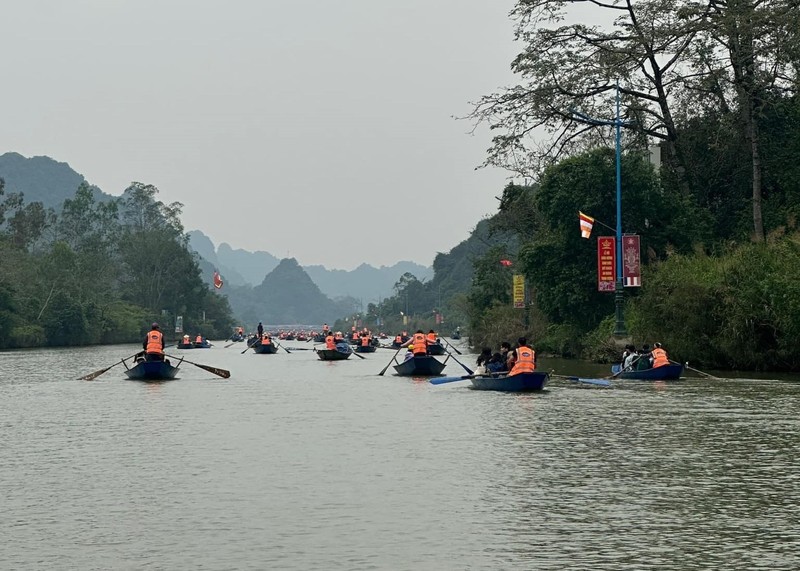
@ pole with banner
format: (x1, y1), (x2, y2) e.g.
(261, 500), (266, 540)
(597, 237), (616, 292)
(623, 235), (641, 287)
(512, 274), (526, 308)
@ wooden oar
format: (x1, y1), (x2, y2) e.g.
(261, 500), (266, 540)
(241, 338), (259, 354)
(78, 353), (139, 381)
(349, 347), (366, 360)
(444, 349), (474, 375)
(378, 348), (403, 376)
(165, 354), (230, 378)
(440, 337), (462, 355)
(609, 356), (641, 378)
(274, 341), (292, 354)
(550, 373), (611, 387)
(683, 361), (720, 379)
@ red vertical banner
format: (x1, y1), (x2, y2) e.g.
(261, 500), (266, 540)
(623, 235), (641, 287)
(597, 236), (616, 292)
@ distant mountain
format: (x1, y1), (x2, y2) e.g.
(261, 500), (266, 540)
(187, 230), (433, 301)
(0, 152), (113, 208)
(227, 258), (355, 325)
(303, 261), (433, 302)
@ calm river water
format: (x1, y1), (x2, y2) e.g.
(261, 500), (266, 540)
(2, 341), (799, 570)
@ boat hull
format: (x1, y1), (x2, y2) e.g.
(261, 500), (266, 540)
(355, 345), (377, 353)
(470, 371), (548, 392)
(317, 348), (351, 360)
(124, 360), (180, 381)
(393, 355), (446, 376)
(426, 343), (446, 356)
(611, 363), (683, 380)
(253, 343), (279, 354)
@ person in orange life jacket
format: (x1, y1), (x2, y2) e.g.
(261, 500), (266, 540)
(426, 330), (439, 345)
(182, 334), (190, 345)
(361, 334), (371, 347)
(143, 323), (165, 362)
(650, 342), (670, 368)
(261, 333), (272, 345)
(509, 337), (536, 375)
(195, 335), (203, 344)
(325, 333), (336, 350)
(401, 330), (429, 356)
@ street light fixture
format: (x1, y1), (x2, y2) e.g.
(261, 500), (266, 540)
(571, 81), (632, 336)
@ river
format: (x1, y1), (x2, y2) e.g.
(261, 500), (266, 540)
(2, 341), (799, 570)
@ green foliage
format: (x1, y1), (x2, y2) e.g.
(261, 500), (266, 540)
(627, 238), (800, 370)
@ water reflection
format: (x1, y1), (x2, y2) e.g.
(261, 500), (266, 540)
(1, 345), (799, 569)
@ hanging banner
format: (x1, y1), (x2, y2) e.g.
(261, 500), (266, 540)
(597, 236), (616, 292)
(623, 235), (641, 287)
(175, 315), (183, 334)
(512, 274), (525, 308)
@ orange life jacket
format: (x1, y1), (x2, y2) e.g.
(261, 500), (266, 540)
(325, 335), (336, 350)
(394, 335), (402, 344)
(427, 333), (436, 343)
(262, 334), (271, 345)
(352, 332), (359, 341)
(651, 347), (669, 368)
(195, 335), (203, 343)
(183, 335), (190, 343)
(146, 330), (164, 354)
(510, 346), (535, 374)
(412, 333), (427, 355)
(361, 336), (370, 346)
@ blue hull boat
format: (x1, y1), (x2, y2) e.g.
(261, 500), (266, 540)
(124, 360), (181, 381)
(393, 355), (446, 376)
(470, 371), (548, 392)
(611, 362), (683, 380)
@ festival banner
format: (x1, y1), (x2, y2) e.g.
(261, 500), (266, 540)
(623, 235), (642, 287)
(213, 270), (224, 289)
(597, 236), (616, 292)
(512, 274), (525, 308)
(175, 315), (183, 334)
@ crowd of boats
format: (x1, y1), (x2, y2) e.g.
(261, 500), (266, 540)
(78, 324), (696, 391)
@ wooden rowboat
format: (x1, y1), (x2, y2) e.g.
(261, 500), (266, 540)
(470, 371), (548, 392)
(124, 359), (181, 381)
(317, 346), (352, 360)
(610, 362), (683, 380)
(393, 355), (446, 376)
(355, 345), (377, 353)
(253, 343), (279, 354)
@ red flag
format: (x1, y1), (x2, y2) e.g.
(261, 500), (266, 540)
(213, 270), (223, 289)
(499, 259), (513, 267)
(579, 211), (594, 239)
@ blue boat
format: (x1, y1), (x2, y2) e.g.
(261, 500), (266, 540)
(317, 344), (353, 361)
(470, 371), (549, 392)
(124, 359), (181, 381)
(611, 362), (683, 380)
(253, 342), (279, 354)
(393, 355), (447, 376)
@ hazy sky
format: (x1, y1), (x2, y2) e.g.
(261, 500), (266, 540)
(1, 0), (519, 270)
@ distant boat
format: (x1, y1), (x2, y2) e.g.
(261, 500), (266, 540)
(470, 371), (548, 392)
(124, 359), (181, 381)
(426, 342), (446, 356)
(610, 362), (683, 380)
(355, 344), (377, 353)
(393, 355), (446, 376)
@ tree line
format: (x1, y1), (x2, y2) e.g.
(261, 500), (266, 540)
(346, 1), (799, 371)
(0, 181), (235, 348)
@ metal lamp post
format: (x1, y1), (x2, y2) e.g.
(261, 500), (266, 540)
(572, 81), (631, 336)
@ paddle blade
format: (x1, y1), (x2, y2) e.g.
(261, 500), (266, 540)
(193, 362), (230, 378)
(568, 376), (611, 387)
(429, 375), (473, 385)
(79, 364), (116, 381)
